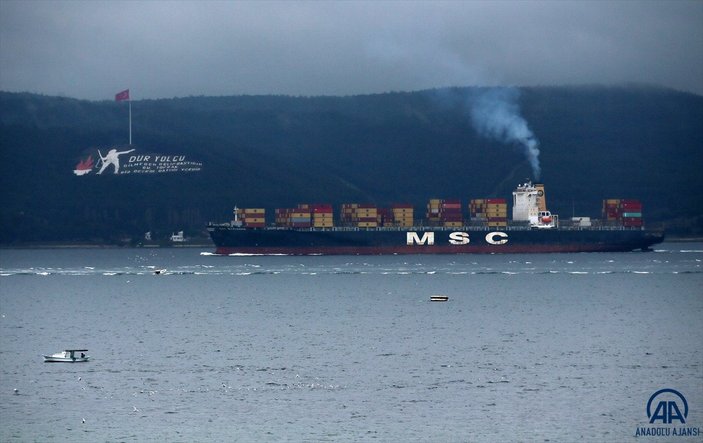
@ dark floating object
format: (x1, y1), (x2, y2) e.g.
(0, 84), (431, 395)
(430, 295), (449, 302)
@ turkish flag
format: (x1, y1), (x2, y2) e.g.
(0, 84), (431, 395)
(115, 89), (130, 101)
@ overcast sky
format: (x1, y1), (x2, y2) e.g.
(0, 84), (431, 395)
(1, 0), (702, 100)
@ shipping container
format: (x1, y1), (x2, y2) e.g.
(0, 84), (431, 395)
(602, 198), (644, 223)
(392, 204), (414, 218)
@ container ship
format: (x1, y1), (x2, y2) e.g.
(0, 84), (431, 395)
(207, 182), (664, 255)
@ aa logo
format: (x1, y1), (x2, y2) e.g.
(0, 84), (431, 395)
(647, 388), (688, 424)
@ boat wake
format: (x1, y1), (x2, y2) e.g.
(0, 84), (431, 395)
(1, 267), (700, 277)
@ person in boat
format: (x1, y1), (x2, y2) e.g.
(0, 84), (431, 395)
(81, 353), (85, 358)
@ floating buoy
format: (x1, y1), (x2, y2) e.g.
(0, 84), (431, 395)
(430, 295), (449, 302)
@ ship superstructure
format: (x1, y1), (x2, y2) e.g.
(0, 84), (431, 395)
(512, 181), (557, 229)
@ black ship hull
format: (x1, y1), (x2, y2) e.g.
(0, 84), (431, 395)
(207, 225), (665, 255)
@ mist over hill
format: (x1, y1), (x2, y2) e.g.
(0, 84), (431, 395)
(1, 85), (701, 244)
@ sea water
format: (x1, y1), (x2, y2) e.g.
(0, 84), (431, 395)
(0, 244), (701, 442)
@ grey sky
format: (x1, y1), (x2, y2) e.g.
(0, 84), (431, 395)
(1, 0), (701, 100)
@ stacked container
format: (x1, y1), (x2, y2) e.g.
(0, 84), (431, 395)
(602, 199), (621, 222)
(602, 199), (643, 227)
(426, 199), (442, 225)
(275, 207), (311, 228)
(485, 199), (508, 227)
(310, 204), (334, 228)
(620, 200), (643, 227)
(391, 204), (414, 227)
(275, 208), (290, 226)
(469, 199), (486, 222)
(291, 209), (312, 228)
(377, 208), (392, 227)
(427, 199), (463, 227)
(340, 204), (378, 228)
(470, 199), (508, 227)
(237, 208), (265, 228)
(440, 199), (463, 227)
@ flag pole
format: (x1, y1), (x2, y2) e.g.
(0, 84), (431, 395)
(115, 89), (132, 145)
(129, 98), (132, 145)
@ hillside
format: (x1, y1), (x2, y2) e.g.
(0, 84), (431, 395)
(1, 85), (702, 244)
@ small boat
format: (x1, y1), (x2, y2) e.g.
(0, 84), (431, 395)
(430, 295), (449, 302)
(153, 269), (166, 275)
(43, 349), (90, 363)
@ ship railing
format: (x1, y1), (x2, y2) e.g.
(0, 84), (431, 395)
(208, 222), (646, 232)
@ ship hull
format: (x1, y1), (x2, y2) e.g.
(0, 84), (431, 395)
(208, 226), (665, 255)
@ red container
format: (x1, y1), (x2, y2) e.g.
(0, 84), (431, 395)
(620, 203), (642, 210)
(486, 198), (507, 204)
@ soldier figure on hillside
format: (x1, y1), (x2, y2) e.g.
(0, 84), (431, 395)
(97, 148), (135, 174)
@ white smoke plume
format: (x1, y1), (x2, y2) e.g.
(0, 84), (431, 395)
(468, 87), (541, 180)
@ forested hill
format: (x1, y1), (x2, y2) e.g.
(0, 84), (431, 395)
(1, 85), (702, 244)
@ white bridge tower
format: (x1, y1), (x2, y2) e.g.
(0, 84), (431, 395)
(512, 182), (557, 228)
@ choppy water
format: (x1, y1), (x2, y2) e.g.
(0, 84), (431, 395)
(1, 244), (702, 442)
